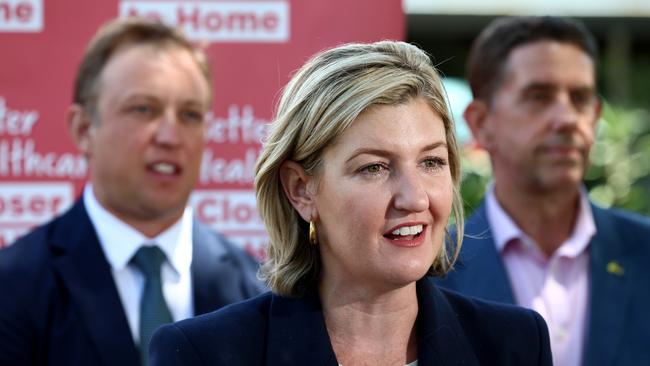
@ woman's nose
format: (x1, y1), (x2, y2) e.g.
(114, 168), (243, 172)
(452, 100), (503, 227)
(392, 170), (429, 213)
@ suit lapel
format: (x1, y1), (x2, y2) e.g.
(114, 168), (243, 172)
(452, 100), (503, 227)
(263, 283), (482, 366)
(190, 221), (257, 315)
(266, 290), (338, 366)
(50, 200), (140, 366)
(190, 221), (227, 315)
(417, 280), (480, 365)
(583, 206), (630, 366)
(444, 203), (515, 303)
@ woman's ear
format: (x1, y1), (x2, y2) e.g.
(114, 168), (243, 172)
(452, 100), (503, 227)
(279, 160), (317, 222)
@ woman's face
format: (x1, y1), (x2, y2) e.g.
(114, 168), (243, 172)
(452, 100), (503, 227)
(314, 97), (454, 291)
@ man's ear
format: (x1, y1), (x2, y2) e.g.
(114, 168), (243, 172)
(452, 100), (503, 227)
(67, 104), (93, 156)
(279, 160), (317, 222)
(464, 99), (494, 151)
(592, 97), (603, 127)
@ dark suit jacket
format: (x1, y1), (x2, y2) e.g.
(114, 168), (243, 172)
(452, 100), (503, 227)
(149, 279), (552, 365)
(437, 202), (650, 365)
(0, 199), (265, 366)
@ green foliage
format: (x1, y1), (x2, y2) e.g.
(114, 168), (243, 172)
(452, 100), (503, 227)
(459, 145), (491, 216)
(585, 103), (650, 215)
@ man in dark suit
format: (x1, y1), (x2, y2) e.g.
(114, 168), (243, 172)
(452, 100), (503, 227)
(0, 18), (264, 366)
(436, 16), (650, 366)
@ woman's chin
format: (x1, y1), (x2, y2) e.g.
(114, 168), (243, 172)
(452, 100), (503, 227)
(382, 260), (432, 288)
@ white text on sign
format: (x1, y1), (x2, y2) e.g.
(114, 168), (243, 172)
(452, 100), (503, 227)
(119, 0), (290, 43)
(0, 0), (43, 32)
(0, 182), (74, 247)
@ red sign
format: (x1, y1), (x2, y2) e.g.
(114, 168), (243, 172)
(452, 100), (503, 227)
(0, 0), (404, 256)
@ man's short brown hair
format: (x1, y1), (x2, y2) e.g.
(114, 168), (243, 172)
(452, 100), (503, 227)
(467, 16), (598, 102)
(73, 17), (212, 111)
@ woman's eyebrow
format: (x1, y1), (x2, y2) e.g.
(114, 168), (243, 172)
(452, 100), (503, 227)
(345, 141), (447, 163)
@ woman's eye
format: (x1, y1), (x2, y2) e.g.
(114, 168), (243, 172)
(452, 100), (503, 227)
(422, 157), (447, 170)
(361, 163), (386, 175)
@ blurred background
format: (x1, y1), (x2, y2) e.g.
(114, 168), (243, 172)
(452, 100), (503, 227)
(1, 0), (648, 253)
(405, 0), (650, 216)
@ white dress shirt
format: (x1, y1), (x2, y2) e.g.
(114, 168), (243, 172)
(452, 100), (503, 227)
(84, 185), (194, 344)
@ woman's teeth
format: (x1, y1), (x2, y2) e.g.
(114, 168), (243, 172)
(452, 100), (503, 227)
(391, 224), (423, 236)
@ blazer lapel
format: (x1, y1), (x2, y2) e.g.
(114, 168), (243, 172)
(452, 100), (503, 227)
(417, 280), (480, 365)
(190, 221), (229, 315)
(442, 203), (515, 303)
(50, 200), (140, 366)
(583, 205), (631, 366)
(266, 290), (338, 366)
(262, 283), (481, 366)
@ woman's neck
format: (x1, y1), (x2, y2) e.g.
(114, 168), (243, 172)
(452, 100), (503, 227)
(320, 280), (419, 365)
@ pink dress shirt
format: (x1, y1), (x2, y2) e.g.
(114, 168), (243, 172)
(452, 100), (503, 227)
(486, 187), (595, 366)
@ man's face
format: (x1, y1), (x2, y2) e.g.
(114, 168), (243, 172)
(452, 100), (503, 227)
(478, 41), (600, 193)
(82, 44), (210, 233)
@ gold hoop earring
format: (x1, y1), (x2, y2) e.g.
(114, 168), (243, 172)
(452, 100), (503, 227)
(309, 221), (318, 246)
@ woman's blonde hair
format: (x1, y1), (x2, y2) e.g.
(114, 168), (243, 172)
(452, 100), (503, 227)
(255, 41), (464, 296)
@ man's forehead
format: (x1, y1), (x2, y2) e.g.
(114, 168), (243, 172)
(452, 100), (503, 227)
(105, 42), (190, 68)
(99, 44), (207, 89)
(90, 44), (211, 106)
(501, 40), (596, 88)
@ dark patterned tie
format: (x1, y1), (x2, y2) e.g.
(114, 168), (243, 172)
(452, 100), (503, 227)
(131, 246), (173, 366)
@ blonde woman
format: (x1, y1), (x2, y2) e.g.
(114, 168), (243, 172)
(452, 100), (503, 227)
(150, 41), (552, 366)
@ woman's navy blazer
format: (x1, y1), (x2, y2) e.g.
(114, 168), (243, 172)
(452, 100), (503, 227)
(150, 279), (552, 365)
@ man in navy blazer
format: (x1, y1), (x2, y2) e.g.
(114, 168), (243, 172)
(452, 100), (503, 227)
(0, 18), (263, 366)
(439, 202), (650, 365)
(436, 16), (650, 366)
